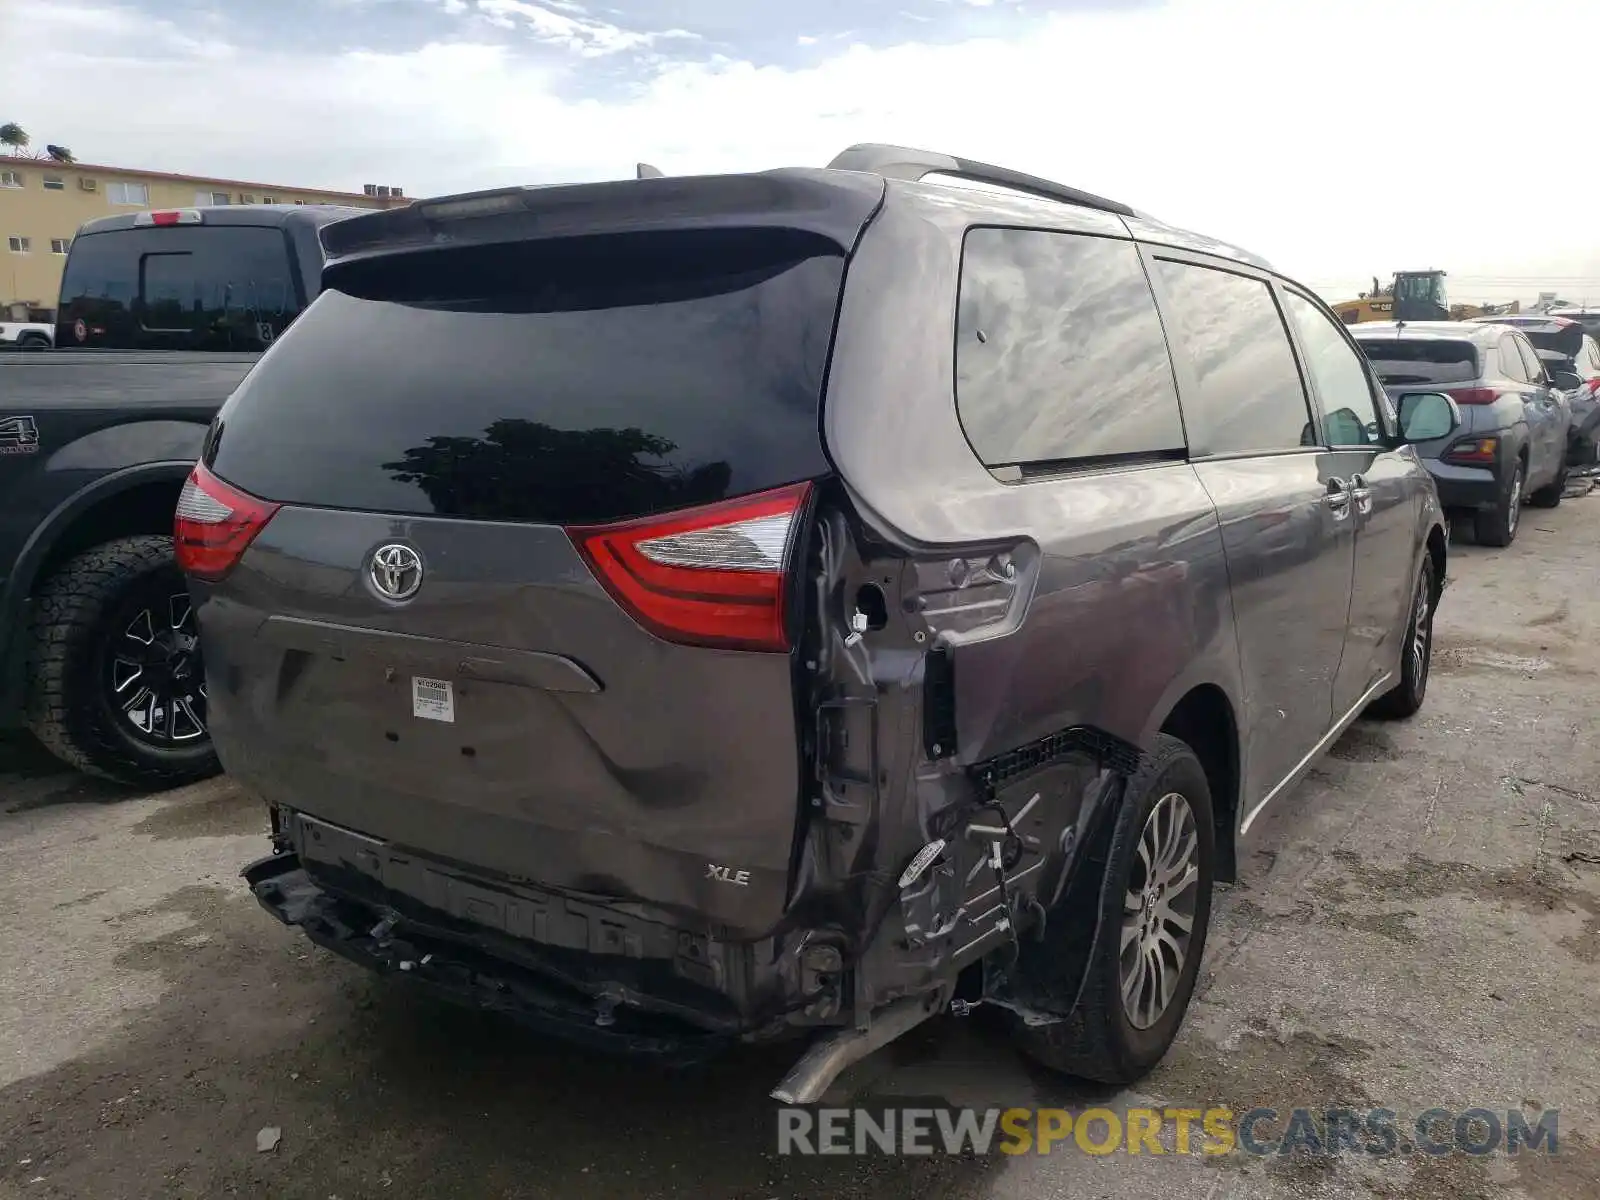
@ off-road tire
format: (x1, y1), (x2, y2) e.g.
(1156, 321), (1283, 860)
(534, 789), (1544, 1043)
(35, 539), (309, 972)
(1367, 554), (1436, 720)
(24, 535), (220, 788)
(1528, 462), (1567, 509)
(1474, 461), (1523, 548)
(1011, 733), (1215, 1085)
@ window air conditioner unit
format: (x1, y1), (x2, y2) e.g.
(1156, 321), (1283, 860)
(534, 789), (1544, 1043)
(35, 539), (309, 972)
(79, 177), (98, 192)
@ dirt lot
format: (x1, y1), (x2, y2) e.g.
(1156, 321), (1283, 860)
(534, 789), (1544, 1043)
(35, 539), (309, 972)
(3, 495), (1599, 1200)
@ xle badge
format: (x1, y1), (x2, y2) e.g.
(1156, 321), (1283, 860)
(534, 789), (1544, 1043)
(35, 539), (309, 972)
(706, 864), (751, 886)
(0, 416), (40, 455)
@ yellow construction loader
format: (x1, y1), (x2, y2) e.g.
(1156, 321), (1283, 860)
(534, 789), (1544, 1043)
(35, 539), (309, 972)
(1332, 270), (1519, 324)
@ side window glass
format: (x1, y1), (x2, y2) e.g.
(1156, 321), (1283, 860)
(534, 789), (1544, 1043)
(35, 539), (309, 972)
(955, 228), (1184, 466)
(1282, 291), (1385, 447)
(1152, 259), (1314, 454)
(1516, 337), (1546, 384)
(1500, 336), (1529, 383)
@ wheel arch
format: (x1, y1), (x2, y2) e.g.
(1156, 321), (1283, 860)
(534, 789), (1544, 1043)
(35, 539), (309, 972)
(1, 462), (195, 721)
(1154, 682), (1241, 884)
(13, 462), (194, 596)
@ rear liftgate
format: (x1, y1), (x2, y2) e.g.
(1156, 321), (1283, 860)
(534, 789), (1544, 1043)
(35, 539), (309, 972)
(771, 498), (1145, 1103)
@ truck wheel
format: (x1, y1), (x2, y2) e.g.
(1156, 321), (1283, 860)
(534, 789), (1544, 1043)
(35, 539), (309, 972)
(25, 535), (220, 788)
(1011, 734), (1214, 1085)
(1473, 461), (1522, 547)
(17, 333), (50, 350)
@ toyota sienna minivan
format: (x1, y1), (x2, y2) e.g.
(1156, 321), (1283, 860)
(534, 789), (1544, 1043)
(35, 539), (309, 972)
(178, 144), (1454, 1101)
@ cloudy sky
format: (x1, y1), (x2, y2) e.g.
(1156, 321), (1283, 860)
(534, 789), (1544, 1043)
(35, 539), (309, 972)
(5, 0), (1599, 304)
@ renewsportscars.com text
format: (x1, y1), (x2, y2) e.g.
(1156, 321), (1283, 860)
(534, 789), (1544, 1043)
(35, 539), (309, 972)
(776, 1105), (1560, 1158)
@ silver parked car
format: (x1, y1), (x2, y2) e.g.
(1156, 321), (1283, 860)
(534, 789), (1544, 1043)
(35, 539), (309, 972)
(178, 144), (1453, 1098)
(1352, 321), (1573, 545)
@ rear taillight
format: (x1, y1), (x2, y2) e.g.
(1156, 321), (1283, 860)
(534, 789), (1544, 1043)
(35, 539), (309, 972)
(1446, 387), (1499, 405)
(1442, 436), (1499, 466)
(174, 462), (280, 581)
(567, 482), (813, 653)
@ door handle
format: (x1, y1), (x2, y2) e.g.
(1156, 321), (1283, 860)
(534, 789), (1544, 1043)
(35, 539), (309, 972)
(1349, 472), (1374, 515)
(1324, 478), (1352, 520)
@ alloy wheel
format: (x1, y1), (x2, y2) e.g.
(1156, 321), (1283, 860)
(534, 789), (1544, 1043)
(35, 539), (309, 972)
(1410, 568), (1432, 683)
(108, 591), (207, 746)
(1508, 466), (1523, 537)
(1119, 791), (1201, 1030)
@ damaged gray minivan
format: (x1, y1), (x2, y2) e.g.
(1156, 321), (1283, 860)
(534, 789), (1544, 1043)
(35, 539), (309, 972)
(179, 145), (1452, 1101)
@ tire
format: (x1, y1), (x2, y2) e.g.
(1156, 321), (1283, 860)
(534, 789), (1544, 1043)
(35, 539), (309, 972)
(1528, 461), (1567, 509)
(17, 334), (50, 351)
(1474, 460), (1523, 547)
(24, 535), (220, 788)
(1367, 554), (1436, 720)
(1011, 733), (1215, 1085)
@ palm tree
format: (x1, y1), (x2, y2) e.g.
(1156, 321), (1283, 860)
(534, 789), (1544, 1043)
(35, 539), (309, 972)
(0, 123), (29, 158)
(45, 144), (75, 164)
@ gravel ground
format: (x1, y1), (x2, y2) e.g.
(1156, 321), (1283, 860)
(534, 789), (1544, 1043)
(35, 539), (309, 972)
(2, 493), (1598, 1199)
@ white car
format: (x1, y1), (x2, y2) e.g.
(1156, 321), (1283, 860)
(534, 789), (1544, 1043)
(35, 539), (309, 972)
(0, 321), (53, 350)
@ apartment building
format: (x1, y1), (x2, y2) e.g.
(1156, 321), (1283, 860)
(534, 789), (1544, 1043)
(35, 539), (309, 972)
(0, 155), (407, 318)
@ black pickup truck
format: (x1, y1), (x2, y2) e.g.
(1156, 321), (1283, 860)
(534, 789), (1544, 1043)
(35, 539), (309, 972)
(0, 203), (363, 784)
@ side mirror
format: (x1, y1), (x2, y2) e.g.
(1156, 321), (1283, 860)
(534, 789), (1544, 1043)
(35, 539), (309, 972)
(1397, 392), (1461, 443)
(1553, 370), (1584, 391)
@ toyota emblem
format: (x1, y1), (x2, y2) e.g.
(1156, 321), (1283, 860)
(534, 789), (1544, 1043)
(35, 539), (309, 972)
(369, 544), (424, 601)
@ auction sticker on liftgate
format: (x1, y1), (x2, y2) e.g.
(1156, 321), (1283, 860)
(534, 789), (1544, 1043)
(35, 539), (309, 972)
(412, 676), (456, 723)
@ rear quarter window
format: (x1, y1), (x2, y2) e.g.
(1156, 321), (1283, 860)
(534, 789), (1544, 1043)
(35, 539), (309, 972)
(1355, 339), (1480, 386)
(955, 227), (1183, 467)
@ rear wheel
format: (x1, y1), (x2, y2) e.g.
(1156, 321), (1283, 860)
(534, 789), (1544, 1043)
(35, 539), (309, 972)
(1474, 461), (1523, 547)
(16, 333), (50, 350)
(25, 535), (220, 788)
(1011, 734), (1214, 1085)
(1368, 554), (1436, 720)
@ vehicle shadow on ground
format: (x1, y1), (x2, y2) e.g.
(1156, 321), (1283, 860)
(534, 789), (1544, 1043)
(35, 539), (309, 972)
(0, 731), (138, 813)
(0, 879), (1012, 1200)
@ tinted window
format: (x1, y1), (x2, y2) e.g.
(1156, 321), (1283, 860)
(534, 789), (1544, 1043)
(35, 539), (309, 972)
(56, 225), (299, 350)
(208, 230), (842, 525)
(1356, 338), (1479, 385)
(1283, 292), (1384, 446)
(1153, 260), (1313, 454)
(955, 228), (1182, 466)
(1499, 336), (1530, 382)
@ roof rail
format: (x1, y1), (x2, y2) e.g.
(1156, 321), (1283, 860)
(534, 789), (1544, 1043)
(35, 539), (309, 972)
(825, 143), (1136, 218)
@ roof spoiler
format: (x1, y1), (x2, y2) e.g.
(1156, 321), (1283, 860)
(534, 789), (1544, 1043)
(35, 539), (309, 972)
(625, 144), (1136, 218)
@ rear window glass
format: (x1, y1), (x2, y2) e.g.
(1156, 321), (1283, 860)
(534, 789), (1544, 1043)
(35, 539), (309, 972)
(1355, 339), (1480, 385)
(207, 230), (842, 525)
(955, 227), (1183, 467)
(56, 225), (299, 350)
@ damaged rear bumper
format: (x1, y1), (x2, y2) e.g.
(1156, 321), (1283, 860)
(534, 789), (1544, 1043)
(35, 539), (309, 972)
(243, 851), (751, 1061)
